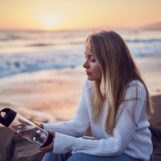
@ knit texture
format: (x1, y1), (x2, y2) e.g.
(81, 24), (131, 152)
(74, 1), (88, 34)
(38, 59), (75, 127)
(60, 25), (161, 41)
(43, 79), (152, 161)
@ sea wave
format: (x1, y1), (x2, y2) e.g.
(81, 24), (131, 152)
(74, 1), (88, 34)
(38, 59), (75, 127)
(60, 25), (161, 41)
(0, 50), (83, 77)
(0, 29), (161, 77)
(127, 38), (161, 43)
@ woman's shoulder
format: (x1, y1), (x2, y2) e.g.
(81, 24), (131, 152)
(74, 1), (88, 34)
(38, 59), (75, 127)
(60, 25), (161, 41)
(128, 80), (145, 89)
(125, 80), (147, 98)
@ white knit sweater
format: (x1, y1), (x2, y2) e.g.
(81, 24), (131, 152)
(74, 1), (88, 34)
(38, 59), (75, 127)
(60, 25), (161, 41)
(43, 79), (152, 161)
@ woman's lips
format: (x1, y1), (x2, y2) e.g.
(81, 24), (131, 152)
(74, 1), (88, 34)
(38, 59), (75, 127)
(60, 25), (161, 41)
(86, 71), (92, 75)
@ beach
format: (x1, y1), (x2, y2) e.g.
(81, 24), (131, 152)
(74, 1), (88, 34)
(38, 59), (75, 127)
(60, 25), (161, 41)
(0, 67), (85, 122)
(0, 54), (161, 121)
(0, 54), (161, 161)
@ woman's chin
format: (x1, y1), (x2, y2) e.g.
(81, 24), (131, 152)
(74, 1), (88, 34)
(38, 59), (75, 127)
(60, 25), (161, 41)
(87, 76), (101, 81)
(87, 76), (94, 81)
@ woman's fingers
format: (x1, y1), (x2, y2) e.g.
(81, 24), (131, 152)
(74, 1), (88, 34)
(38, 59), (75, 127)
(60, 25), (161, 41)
(39, 140), (54, 152)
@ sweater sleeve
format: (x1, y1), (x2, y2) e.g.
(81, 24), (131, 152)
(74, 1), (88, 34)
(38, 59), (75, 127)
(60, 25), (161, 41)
(53, 81), (148, 155)
(43, 80), (90, 137)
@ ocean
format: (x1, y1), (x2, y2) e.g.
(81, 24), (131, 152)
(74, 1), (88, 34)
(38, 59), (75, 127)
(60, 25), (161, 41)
(0, 29), (161, 78)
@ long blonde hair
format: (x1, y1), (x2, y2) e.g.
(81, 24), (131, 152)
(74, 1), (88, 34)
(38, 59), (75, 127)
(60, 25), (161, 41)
(86, 31), (153, 134)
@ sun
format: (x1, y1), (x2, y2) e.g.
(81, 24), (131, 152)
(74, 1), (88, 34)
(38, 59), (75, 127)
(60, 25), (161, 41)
(39, 16), (62, 31)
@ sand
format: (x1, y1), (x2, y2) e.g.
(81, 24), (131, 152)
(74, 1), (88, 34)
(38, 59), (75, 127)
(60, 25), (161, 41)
(0, 67), (85, 121)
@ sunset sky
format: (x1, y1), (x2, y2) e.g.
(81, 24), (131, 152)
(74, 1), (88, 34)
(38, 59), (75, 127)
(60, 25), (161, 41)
(0, 0), (161, 31)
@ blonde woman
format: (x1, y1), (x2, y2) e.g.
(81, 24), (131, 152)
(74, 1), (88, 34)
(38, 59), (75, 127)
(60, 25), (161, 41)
(41, 31), (153, 161)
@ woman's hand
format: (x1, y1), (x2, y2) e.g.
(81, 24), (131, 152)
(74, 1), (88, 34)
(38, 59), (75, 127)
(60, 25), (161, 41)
(39, 132), (55, 153)
(39, 141), (54, 152)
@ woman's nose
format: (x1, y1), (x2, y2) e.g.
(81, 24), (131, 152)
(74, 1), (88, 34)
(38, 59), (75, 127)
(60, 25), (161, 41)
(83, 59), (89, 68)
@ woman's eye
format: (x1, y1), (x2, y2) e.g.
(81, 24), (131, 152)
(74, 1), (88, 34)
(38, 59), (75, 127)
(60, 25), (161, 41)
(90, 57), (96, 62)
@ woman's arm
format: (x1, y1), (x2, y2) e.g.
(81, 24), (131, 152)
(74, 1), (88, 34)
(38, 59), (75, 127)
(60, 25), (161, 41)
(52, 81), (149, 155)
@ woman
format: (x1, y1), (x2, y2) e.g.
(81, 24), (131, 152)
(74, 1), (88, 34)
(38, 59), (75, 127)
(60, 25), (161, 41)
(41, 31), (153, 161)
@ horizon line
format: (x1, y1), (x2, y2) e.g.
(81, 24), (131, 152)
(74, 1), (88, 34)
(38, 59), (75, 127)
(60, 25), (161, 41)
(0, 21), (161, 32)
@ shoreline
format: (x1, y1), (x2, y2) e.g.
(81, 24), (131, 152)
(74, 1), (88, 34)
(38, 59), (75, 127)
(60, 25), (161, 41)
(135, 54), (161, 95)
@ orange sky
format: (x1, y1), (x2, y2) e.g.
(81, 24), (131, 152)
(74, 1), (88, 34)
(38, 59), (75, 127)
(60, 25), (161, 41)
(0, 0), (161, 31)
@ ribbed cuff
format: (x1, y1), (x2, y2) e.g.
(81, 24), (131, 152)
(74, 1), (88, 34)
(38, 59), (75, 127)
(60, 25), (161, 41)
(53, 132), (76, 153)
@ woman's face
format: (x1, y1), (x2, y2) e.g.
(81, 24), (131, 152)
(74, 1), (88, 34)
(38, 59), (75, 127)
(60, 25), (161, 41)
(83, 42), (102, 81)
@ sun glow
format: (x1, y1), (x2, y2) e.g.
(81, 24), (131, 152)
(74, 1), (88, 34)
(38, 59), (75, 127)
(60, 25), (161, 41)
(0, 0), (161, 30)
(38, 16), (62, 31)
